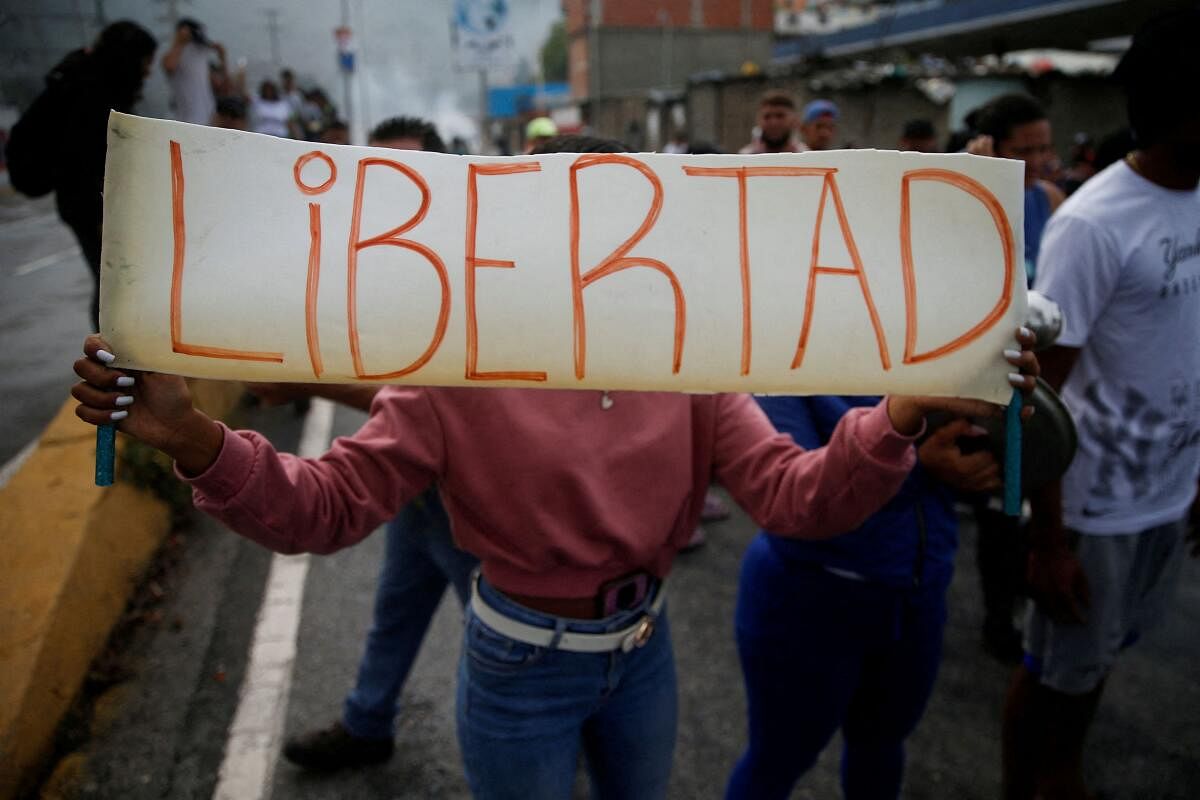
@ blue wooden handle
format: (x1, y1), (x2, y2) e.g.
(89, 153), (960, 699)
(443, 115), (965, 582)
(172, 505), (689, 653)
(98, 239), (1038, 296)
(95, 423), (115, 487)
(1004, 390), (1022, 516)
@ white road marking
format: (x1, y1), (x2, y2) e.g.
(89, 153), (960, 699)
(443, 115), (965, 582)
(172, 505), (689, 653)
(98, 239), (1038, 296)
(212, 398), (335, 800)
(13, 247), (81, 276)
(0, 439), (38, 491)
(0, 210), (59, 235)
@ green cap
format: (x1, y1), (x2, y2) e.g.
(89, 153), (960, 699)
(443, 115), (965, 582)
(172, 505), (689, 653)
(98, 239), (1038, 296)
(525, 116), (558, 140)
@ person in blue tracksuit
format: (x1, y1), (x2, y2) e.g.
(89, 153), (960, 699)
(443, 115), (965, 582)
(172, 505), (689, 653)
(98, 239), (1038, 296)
(726, 396), (1000, 799)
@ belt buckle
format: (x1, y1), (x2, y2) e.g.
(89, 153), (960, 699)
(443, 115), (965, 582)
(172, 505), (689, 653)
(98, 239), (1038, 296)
(598, 572), (652, 617)
(621, 616), (655, 652)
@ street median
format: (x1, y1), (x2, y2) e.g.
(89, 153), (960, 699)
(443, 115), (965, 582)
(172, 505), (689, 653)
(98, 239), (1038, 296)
(0, 380), (244, 799)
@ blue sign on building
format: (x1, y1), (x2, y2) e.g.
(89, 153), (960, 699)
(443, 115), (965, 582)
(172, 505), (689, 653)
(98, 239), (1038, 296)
(487, 83), (571, 119)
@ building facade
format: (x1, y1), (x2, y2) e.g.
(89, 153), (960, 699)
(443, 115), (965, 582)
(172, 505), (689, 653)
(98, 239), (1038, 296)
(564, 0), (775, 100)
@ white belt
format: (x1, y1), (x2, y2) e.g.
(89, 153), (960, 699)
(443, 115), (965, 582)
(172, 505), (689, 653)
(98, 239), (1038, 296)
(469, 573), (667, 654)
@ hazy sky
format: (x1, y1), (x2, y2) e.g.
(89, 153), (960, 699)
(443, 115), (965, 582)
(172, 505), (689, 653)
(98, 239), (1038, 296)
(54, 0), (563, 143)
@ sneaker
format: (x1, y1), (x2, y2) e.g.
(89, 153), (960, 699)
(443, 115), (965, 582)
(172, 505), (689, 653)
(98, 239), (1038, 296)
(701, 490), (731, 522)
(282, 721), (394, 771)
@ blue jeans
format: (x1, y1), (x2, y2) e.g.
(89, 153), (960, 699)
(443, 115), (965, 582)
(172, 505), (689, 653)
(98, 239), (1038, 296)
(456, 576), (678, 800)
(342, 489), (479, 739)
(726, 534), (948, 800)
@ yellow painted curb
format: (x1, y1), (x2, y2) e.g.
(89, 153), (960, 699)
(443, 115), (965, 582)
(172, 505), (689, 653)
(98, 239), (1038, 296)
(0, 380), (244, 799)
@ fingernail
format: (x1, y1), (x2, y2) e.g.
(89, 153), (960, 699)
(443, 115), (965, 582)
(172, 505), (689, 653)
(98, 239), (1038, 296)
(116, 376), (136, 387)
(110, 410), (128, 421)
(1003, 349), (1021, 360)
(968, 425), (989, 436)
(96, 349), (116, 364)
(1008, 372), (1026, 386)
(1019, 326), (1033, 340)
(1027, 406), (1037, 418)
(115, 395), (134, 406)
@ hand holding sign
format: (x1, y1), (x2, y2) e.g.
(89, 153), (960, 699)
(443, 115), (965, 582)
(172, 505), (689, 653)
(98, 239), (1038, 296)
(73, 336), (222, 476)
(73, 329), (1039, 481)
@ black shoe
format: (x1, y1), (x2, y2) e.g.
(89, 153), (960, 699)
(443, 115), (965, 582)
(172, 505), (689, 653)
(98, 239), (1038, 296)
(282, 721), (394, 771)
(981, 621), (1023, 665)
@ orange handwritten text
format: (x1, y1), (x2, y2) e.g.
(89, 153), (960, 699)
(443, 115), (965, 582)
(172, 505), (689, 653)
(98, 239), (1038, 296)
(346, 157), (450, 380)
(303, 202), (324, 377)
(899, 169), (1014, 364)
(464, 162), (547, 381)
(682, 166), (835, 375)
(169, 140), (284, 363)
(293, 150), (337, 195)
(793, 171), (891, 371)
(569, 154), (685, 379)
(293, 151), (338, 377)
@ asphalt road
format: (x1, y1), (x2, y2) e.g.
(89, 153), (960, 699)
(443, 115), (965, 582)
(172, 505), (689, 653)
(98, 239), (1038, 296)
(54, 399), (1200, 800)
(0, 177), (93, 468)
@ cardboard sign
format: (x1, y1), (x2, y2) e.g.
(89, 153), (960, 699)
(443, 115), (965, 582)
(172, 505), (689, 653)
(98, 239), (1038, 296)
(100, 112), (1026, 402)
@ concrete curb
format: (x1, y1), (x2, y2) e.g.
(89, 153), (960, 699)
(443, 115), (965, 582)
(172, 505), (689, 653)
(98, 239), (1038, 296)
(0, 381), (244, 799)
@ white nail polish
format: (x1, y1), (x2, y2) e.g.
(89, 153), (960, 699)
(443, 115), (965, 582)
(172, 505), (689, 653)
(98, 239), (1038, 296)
(116, 376), (135, 387)
(96, 349), (116, 364)
(1008, 372), (1025, 385)
(115, 395), (134, 406)
(1003, 349), (1021, 360)
(1019, 326), (1032, 340)
(110, 410), (128, 421)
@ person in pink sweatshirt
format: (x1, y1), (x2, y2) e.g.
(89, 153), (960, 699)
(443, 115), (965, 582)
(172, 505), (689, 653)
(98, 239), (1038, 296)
(74, 333), (1035, 798)
(72, 139), (1039, 800)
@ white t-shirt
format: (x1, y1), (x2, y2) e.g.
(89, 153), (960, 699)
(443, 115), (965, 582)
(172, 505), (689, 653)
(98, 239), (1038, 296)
(1034, 160), (1200, 534)
(168, 43), (216, 125)
(250, 98), (293, 138)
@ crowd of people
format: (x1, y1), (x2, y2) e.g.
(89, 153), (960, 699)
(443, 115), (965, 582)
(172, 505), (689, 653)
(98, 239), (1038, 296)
(659, 47), (1192, 788)
(158, 17), (347, 141)
(2, 4), (1196, 799)
(718, 13), (1200, 800)
(3, 16), (348, 330)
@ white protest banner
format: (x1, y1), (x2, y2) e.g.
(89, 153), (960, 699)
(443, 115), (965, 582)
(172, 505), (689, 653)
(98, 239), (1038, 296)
(100, 112), (1026, 403)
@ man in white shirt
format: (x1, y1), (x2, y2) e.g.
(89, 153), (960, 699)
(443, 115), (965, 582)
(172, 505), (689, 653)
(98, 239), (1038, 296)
(161, 18), (221, 126)
(1003, 10), (1200, 799)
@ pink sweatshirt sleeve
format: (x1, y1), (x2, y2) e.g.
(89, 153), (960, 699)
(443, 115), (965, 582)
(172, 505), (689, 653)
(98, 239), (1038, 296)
(713, 395), (917, 538)
(182, 388), (444, 554)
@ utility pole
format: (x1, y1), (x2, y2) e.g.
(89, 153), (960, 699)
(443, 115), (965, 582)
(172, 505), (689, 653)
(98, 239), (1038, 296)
(336, 0), (357, 142)
(356, 0), (370, 137)
(741, 0), (753, 65)
(588, 0), (602, 99)
(264, 8), (282, 66)
(658, 8), (673, 90)
(479, 67), (489, 154)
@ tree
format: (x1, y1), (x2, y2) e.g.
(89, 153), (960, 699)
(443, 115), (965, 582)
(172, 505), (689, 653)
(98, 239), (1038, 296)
(539, 19), (566, 83)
